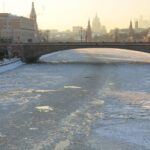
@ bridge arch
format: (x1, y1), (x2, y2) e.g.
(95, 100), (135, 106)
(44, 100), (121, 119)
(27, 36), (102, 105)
(2, 42), (149, 63)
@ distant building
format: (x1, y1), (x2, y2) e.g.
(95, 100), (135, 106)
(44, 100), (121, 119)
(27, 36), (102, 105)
(110, 20), (147, 42)
(128, 21), (134, 42)
(92, 14), (101, 33)
(72, 26), (86, 42)
(39, 29), (79, 42)
(30, 2), (38, 31)
(135, 20), (139, 29)
(72, 26), (82, 33)
(114, 28), (119, 42)
(129, 21), (134, 36)
(30, 2), (39, 41)
(138, 16), (150, 29)
(144, 28), (150, 42)
(85, 20), (92, 42)
(92, 14), (107, 35)
(0, 2), (39, 43)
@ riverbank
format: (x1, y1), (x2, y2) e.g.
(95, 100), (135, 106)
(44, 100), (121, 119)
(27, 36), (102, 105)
(0, 58), (24, 73)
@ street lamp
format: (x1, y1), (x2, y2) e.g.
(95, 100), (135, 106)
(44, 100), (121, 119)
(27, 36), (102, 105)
(80, 27), (83, 43)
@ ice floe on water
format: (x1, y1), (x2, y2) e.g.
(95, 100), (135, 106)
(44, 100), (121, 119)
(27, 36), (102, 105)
(90, 98), (105, 106)
(0, 133), (7, 145)
(29, 128), (39, 131)
(92, 120), (150, 150)
(64, 85), (82, 89)
(104, 90), (150, 111)
(54, 140), (70, 150)
(35, 106), (54, 112)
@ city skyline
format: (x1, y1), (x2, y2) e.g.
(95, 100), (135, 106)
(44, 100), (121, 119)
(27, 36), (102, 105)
(1, 0), (150, 31)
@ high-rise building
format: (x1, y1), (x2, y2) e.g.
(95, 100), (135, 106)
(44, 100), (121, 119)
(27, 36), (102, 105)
(92, 14), (106, 35)
(92, 14), (101, 33)
(85, 20), (92, 42)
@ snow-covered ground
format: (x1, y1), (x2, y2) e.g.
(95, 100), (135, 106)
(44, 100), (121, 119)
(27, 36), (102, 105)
(0, 58), (24, 73)
(40, 48), (150, 64)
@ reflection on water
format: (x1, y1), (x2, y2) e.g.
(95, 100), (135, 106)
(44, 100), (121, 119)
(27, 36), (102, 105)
(0, 48), (150, 149)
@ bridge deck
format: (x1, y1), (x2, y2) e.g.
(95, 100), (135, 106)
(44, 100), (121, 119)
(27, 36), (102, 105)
(0, 42), (150, 63)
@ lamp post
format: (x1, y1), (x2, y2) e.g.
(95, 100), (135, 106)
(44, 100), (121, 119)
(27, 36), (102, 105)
(46, 30), (50, 42)
(80, 27), (83, 43)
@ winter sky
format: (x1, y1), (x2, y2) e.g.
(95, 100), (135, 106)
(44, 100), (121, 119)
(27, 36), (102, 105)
(1, 0), (150, 31)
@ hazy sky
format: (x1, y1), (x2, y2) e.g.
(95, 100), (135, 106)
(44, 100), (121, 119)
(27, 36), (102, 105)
(1, 0), (150, 31)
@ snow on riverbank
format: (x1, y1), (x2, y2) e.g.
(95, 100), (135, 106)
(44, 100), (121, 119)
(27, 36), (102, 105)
(40, 48), (150, 64)
(0, 59), (24, 73)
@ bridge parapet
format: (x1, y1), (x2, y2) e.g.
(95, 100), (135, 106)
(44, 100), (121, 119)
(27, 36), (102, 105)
(0, 42), (150, 63)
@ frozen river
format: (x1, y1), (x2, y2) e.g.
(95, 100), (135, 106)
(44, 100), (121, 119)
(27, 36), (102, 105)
(0, 48), (150, 150)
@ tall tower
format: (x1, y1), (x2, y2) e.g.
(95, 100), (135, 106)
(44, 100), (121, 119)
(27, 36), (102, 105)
(30, 2), (38, 31)
(86, 19), (92, 42)
(92, 14), (101, 33)
(128, 21), (134, 42)
(129, 21), (134, 36)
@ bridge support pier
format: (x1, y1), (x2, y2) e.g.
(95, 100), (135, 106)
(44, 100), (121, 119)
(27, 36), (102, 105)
(22, 57), (39, 63)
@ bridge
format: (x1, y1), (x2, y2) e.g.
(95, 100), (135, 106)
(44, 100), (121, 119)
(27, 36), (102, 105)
(0, 42), (150, 63)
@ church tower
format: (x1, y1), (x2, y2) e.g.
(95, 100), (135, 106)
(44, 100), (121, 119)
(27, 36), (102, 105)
(129, 21), (134, 37)
(30, 2), (38, 31)
(128, 21), (134, 42)
(86, 19), (92, 42)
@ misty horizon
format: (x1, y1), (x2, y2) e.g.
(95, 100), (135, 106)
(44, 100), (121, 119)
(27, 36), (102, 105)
(1, 0), (150, 31)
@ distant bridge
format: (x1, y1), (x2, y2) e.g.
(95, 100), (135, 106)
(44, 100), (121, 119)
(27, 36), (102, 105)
(0, 42), (150, 63)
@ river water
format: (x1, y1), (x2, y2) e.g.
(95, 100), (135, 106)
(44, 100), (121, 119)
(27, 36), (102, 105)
(0, 48), (150, 150)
